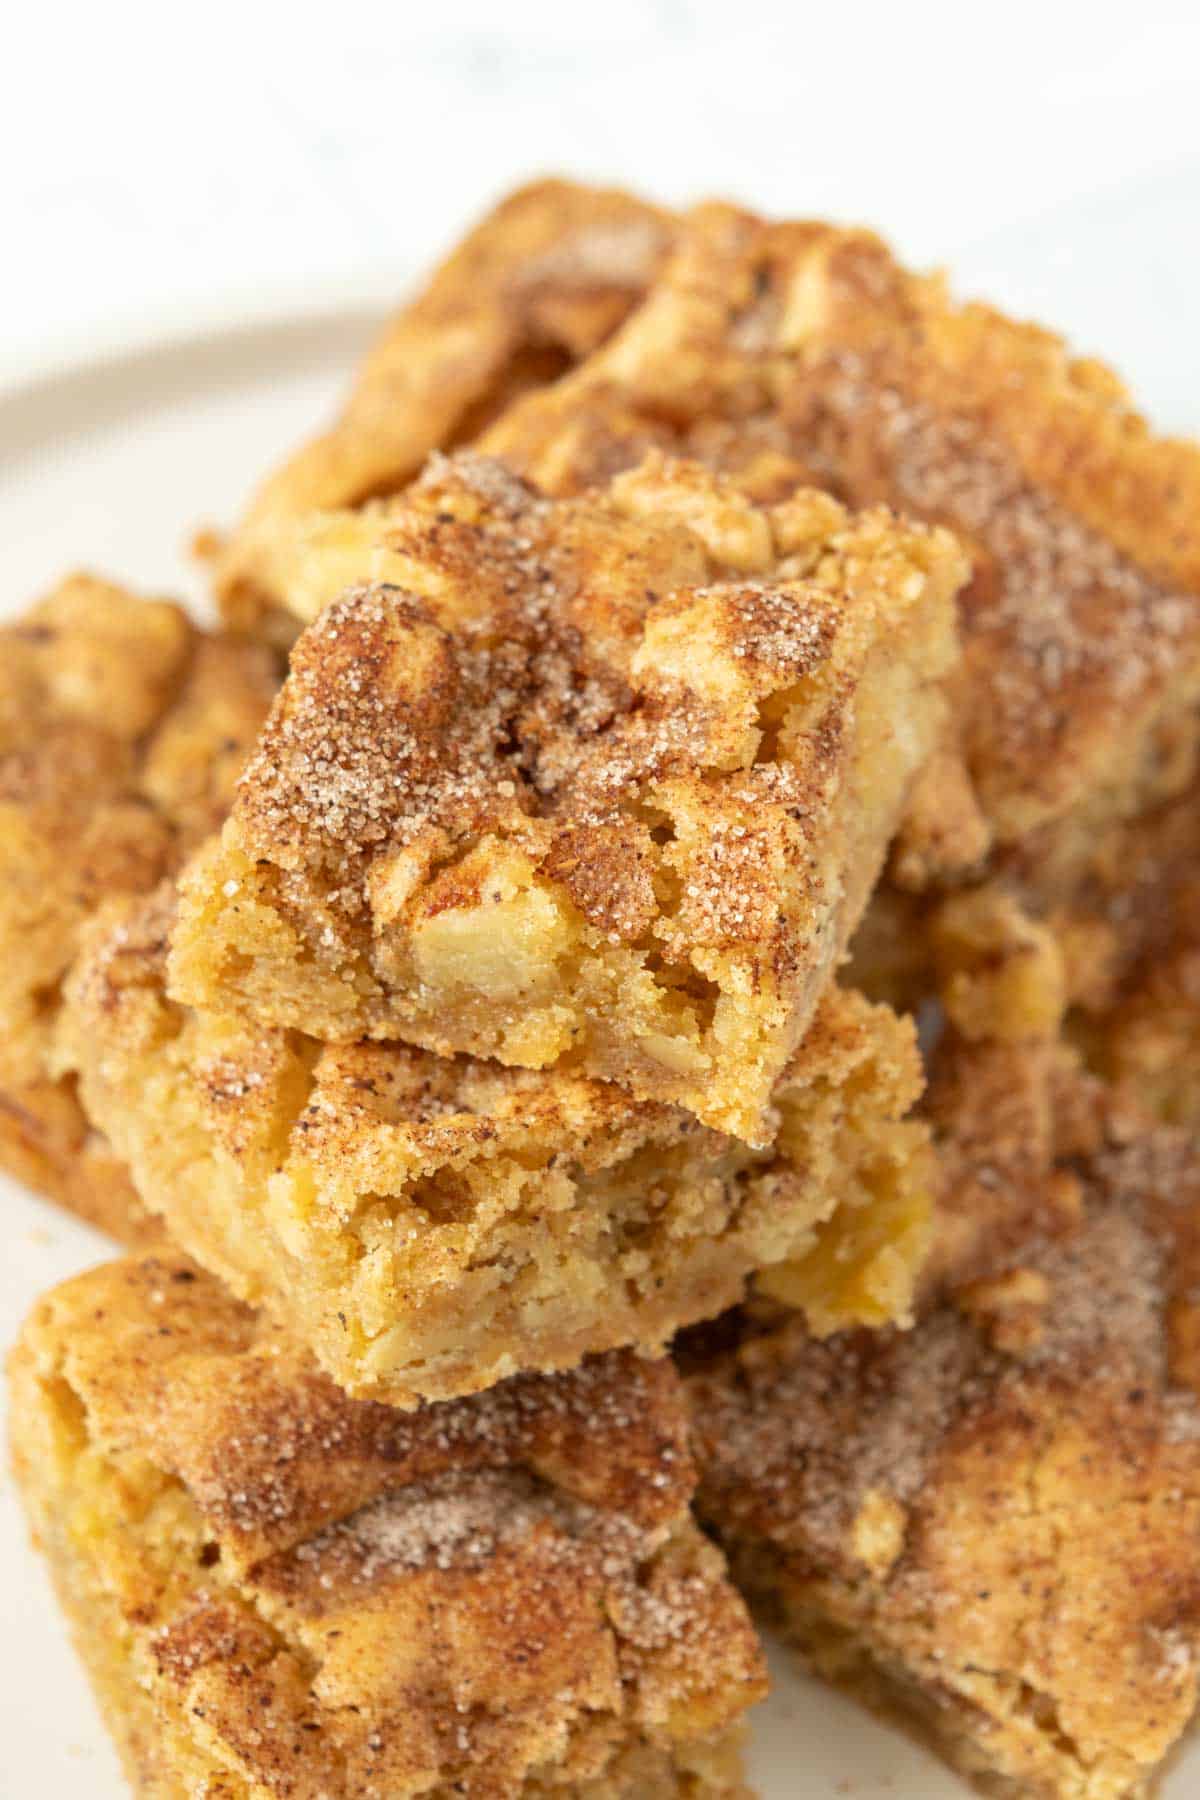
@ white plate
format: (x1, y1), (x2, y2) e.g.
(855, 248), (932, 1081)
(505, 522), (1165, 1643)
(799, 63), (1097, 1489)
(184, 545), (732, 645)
(0, 299), (1193, 1799)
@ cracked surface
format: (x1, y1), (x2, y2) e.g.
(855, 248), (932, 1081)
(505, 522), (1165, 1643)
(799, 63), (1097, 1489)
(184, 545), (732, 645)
(219, 190), (1200, 1064)
(9, 1255), (765, 1798)
(483, 201), (1200, 876)
(216, 178), (675, 643)
(171, 451), (962, 1140)
(685, 1126), (1200, 1800)
(0, 574), (278, 1240)
(480, 194), (1200, 1079)
(59, 883), (931, 1406)
(230, 187), (1200, 883)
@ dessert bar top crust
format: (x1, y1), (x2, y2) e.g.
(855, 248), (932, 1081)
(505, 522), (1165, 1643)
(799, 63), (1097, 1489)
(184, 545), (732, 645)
(483, 201), (1200, 865)
(24, 1255), (696, 1571)
(686, 1127), (1200, 1795)
(172, 451), (962, 1138)
(12, 1255), (766, 1797)
(0, 574), (276, 1238)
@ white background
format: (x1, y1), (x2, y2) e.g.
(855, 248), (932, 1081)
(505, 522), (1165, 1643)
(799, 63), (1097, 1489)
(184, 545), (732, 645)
(2, 4), (1200, 1795)
(3, 0), (1200, 431)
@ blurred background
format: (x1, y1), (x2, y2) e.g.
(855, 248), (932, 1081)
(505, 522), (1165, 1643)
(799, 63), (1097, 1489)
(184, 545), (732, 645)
(5, 0), (1199, 427)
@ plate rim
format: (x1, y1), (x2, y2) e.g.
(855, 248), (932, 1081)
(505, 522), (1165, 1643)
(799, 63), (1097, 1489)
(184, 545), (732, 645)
(0, 266), (409, 401)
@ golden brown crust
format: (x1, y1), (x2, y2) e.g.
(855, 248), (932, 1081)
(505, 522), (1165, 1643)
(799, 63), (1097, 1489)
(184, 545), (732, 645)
(217, 178), (674, 640)
(687, 1125), (1200, 1800)
(483, 201), (1200, 866)
(0, 574), (278, 1240)
(60, 883), (932, 1405)
(11, 1255), (765, 1798)
(217, 193), (1200, 1067)
(25, 1255), (697, 1564)
(172, 451), (963, 1140)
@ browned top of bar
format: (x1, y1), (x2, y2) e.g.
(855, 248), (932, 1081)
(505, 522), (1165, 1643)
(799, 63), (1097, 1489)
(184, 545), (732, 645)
(14, 1251), (766, 1796)
(174, 452), (961, 1126)
(485, 202), (1200, 856)
(28, 1254), (695, 1570)
(231, 454), (949, 932)
(688, 1127), (1200, 1780)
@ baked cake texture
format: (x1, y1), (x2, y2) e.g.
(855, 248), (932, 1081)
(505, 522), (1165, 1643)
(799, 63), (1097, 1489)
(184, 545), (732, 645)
(482, 201), (1200, 880)
(170, 451), (963, 1141)
(217, 178), (674, 642)
(9, 1255), (766, 1799)
(850, 767), (1200, 1044)
(1072, 884), (1200, 1133)
(1083, 948), (1200, 1132)
(916, 1022), (1111, 1300)
(219, 192), (1200, 1054)
(60, 883), (931, 1406)
(684, 1121), (1200, 1800)
(0, 574), (277, 1241)
(978, 769), (1200, 1018)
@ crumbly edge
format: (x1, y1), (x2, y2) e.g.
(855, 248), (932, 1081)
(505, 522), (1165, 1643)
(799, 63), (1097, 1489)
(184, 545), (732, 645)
(852, 758), (1200, 1061)
(0, 580), (278, 1240)
(61, 907), (930, 1405)
(9, 1345), (247, 1798)
(179, 472), (964, 1142)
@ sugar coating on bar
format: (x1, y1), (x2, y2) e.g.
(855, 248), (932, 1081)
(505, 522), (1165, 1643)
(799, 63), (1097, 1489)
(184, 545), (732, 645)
(0, 574), (276, 1239)
(173, 451), (963, 1139)
(686, 1126), (1200, 1800)
(10, 1255), (765, 1799)
(482, 202), (1200, 872)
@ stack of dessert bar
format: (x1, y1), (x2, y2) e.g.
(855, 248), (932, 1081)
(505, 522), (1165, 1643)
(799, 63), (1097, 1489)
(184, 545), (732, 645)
(5, 180), (1199, 1799)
